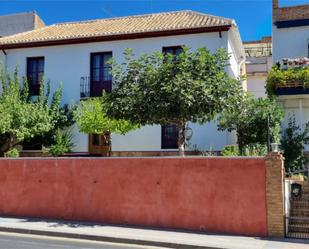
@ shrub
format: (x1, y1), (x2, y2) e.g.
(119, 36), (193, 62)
(49, 129), (74, 156)
(221, 145), (239, 156)
(221, 144), (267, 157)
(266, 66), (309, 96)
(4, 148), (19, 158)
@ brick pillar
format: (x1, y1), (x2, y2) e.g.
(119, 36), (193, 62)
(265, 152), (285, 237)
(272, 0), (279, 22)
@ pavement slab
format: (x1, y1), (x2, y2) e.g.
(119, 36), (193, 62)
(0, 217), (308, 249)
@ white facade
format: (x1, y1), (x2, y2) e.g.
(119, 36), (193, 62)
(273, 25), (309, 63)
(0, 29), (243, 153)
(246, 56), (272, 98)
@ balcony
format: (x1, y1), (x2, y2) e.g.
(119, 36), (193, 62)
(245, 45), (272, 58)
(266, 58), (309, 96)
(80, 76), (112, 99)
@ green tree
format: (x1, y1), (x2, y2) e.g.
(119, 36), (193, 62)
(218, 95), (284, 154)
(281, 117), (309, 171)
(0, 67), (64, 156)
(74, 97), (138, 149)
(107, 47), (243, 156)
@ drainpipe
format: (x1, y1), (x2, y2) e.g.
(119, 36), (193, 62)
(238, 56), (246, 91)
(1, 49), (7, 73)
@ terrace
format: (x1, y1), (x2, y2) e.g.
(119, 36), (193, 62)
(266, 58), (309, 96)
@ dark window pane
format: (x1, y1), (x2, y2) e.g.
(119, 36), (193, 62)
(38, 59), (44, 72)
(27, 57), (44, 96)
(103, 67), (112, 81)
(175, 48), (183, 56)
(163, 46), (183, 56)
(162, 124), (178, 149)
(92, 134), (100, 146)
(92, 55), (101, 68)
(92, 69), (100, 81)
(104, 53), (112, 66)
(90, 52), (112, 97)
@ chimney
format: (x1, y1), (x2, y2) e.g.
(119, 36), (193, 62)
(272, 0), (279, 9)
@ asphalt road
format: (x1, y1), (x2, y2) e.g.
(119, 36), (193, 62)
(0, 232), (167, 249)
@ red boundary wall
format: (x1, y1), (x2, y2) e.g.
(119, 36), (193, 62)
(0, 157), (267, 236)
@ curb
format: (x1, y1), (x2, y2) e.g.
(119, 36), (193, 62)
(0, 226), (221, 249)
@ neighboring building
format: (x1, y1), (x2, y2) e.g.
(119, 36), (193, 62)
(0, 10), (245, 155)
(0, 12), (45, 37)
(272, 0), (309, 135)
(272, 0), (309, 62)
(244, 36), (272, 98)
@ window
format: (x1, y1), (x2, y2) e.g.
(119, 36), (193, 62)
(27, 57), (44, 95)
(161, 124), (179, 149)
(90, 52), (112, 97)
(162, 46), (183, 58)
(161, 46), (183, 149)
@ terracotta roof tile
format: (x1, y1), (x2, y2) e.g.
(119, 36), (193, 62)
(0, 10), (234, 47)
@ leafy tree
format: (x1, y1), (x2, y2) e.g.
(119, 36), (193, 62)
(74, 97), (138, 149)
(218, 95), (284, 154)
(107, 47), (243, 156)
(281, 117), (309, 171)
(0, 67), (64, 156)
(23, 104), (75, 150)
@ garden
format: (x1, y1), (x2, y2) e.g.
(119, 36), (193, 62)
(1, 50), (309, 175)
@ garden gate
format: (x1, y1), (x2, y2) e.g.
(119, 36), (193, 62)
(285, 166), (309, 239)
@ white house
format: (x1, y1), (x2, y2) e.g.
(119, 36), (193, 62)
(0, 10), (245, 155)
(244, 36), (272, 98)
(272, 0), (309, 135)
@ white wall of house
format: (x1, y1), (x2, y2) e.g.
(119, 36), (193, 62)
(4, 30), (242, 152)
(272, 25), (309, 62)
(278, 96), (309, 150)
(246, 56), (272, 98)
(246, 75), (267, 98)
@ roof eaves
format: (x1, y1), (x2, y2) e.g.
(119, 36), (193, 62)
(0, 25), (232, 50)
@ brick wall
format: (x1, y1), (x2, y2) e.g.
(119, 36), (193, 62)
(273, 0), (309, 22)
(265, 152), (285, 237)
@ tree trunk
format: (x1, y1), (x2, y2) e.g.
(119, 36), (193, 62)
(177, 122), (186, 157)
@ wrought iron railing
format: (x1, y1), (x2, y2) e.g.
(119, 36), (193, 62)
(245, 46), (272, 57)
(80, 76), (112, 99)
(80, 76), (90, 99)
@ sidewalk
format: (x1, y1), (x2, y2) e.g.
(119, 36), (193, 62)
(0, 217), (308, 249)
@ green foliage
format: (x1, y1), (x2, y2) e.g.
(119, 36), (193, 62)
(23, 105), (75, 149)
(74, 97), (138, 135)
(221, 145), (239, 156)
(221, 144), (267, 157)
(0, 66), (66, 156)
(218, 95), (284, 153)
(281, 117), (309, 171)
(49, 129), (74, 156)
(266, 66), (309, 96)
(4, 148), (19, 158)
(107, 46), (243, 155)
(242, 144), (268, 156)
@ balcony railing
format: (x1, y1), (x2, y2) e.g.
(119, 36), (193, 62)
(80, 76), (90, 99)
(245, 45), (272, 58)
(267, 58), (309, 96)
(80, 76), (112, 99)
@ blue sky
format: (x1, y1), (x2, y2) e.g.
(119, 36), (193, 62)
(0, 0), (308, 41)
